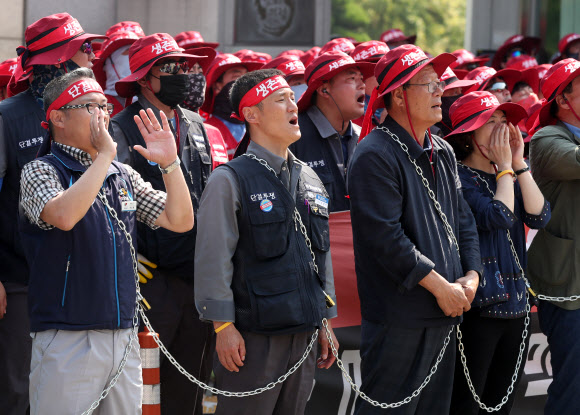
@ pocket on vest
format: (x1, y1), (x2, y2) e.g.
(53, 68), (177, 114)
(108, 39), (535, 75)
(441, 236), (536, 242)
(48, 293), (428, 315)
(250, 273), (304, 329)
(309, 208), (330, 252)
(248, 205), (288, 259)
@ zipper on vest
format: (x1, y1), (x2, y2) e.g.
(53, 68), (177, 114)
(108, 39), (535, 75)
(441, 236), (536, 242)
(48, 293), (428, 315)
(61, 255), (71, 307)
(293, 228), (316, 324)
(104, 207), (121, 328)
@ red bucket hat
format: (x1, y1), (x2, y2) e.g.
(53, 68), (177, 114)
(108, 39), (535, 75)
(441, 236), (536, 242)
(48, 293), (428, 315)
(351, 41), (389, 63)
(319, 38), (356, 55)
(537, 59), (580, 127)
(449, 49), (488, 70)
(380, 29), (416, 46)
(182, 47), (217, 73)
(11, 13), (106, 90)
(174, 31), (219, 49)
(262, 55), (305, 77)
(491, 35), (541, 69)
(277, 49), (305, 59)
(301, 46), (320, 67)
(558, 33), (580, 54)
(505, 54), (538, 71)
(519, 63), (551, 95)
(296, 51), (375, 112)
(358, 45), (456, 139)
(463, 66), (521, 94)
(440, 67), (478, 91)
(446, 91), (528, 138)
(0, 59), (17, 87)
(201, 54), (263, 113)
(233, 49), (272, 64)
(115, 33), (208, 98)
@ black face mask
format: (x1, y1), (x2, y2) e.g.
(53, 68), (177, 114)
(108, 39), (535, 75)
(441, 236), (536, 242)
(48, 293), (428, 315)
(182, 73), (206, 112)
(440, 95), (461, 135)
(213, 81), (243, 124)
(154, 74), (189, 108)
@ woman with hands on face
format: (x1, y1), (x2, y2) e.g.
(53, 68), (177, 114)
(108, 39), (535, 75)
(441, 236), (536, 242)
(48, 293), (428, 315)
(445, 91), (550, 415)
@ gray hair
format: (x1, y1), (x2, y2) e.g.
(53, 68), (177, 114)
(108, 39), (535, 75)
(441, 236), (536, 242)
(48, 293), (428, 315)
(43, 67), (96, 113)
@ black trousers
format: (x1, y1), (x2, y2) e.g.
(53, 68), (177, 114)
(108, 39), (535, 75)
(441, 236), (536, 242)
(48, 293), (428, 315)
(0, 282), (31, 415)
(139, 269), (214, 415)
(214, 330), (316, 415)
(450, 311), (529, 415)
(354, 320), (456, 415)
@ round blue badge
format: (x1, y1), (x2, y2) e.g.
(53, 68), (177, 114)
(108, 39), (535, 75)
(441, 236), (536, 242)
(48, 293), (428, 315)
(260, 199), (273, 212)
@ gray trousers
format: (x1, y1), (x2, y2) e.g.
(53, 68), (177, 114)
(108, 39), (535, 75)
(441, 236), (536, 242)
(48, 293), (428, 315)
(29, 328), (142, 415)
(0, 282), (31, 415)
(214, 330), (317, 415)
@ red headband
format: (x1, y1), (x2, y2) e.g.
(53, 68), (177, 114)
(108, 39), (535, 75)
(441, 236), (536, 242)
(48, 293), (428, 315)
(42, 78), (104, 129)
(231, 75), (290, 121)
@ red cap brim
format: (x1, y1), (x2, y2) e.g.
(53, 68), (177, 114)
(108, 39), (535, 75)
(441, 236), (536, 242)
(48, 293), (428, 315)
(25, 33), (107, 67)
(446, 102), (528, 138)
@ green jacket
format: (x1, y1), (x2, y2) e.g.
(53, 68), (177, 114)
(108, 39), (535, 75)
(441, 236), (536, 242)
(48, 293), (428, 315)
(529, 121), (580, 309)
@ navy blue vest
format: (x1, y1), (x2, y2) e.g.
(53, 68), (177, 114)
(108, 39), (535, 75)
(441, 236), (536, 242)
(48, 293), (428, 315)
(19, 143), (138, 332)
(225, 156), (330, 335)
(111, 102), (211, 281)
(290, 112), (350, 212)
(0, 90), (46, 285)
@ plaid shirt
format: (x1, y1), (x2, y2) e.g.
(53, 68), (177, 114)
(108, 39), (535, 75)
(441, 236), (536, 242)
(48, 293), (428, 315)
(20, 143), (166, 231)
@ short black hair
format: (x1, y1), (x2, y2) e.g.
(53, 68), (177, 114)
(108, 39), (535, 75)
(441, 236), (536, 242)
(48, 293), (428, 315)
(550, 80), (574, 119)
(446, 132), (474, 161)
(43, 67), (96, 135)
(512, 81), (531, 94)
(383, 92), (392, 110)
(229, 68), (285, 119)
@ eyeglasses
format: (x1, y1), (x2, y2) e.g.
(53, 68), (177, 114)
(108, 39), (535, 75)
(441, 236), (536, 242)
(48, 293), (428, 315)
(60, 102), (114, 115)
(80, 42), (93, 55)
(406, 80), (445, 93)
(155, 61), (189, 75)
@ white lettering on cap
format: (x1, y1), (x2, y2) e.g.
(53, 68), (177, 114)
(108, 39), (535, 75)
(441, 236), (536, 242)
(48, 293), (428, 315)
(384, 29), (404, 42)
(151, 39), (179, 55)
(284, 61), (304, 72)
(475, 68), (496, 85)
(8, 64), (16, 74)
(481, 96), (500, 107)
(328, 58), (350, 71)
(401, 50), (427, 66)
(63, 20), (82, 36)
(219, 57), (239, 66)
(564, 61), (580, 73)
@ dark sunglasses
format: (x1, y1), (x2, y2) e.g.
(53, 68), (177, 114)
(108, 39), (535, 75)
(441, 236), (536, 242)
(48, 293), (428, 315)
(80, 42), (93, 55)
(155, 61), (189, 75)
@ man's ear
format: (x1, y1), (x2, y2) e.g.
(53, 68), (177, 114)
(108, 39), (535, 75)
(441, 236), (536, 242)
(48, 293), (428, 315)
(243, 106), (259, 125)
(391, 86), (405, 108)
(316, 84), (329, 97)
(136, 76), (148, 89)
(50, 108), (66, 129)
(556, 94), (570, 111)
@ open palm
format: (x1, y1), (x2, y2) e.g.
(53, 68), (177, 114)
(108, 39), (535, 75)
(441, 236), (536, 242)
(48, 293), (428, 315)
(133, 108), (178, 168)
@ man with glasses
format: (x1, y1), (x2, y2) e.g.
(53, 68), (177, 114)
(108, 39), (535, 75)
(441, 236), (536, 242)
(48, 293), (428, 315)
(19, 67), (193, 414)
(349, 45), (481, 414)
(0, 13), (104, 415)
(110, 33), (216, 415)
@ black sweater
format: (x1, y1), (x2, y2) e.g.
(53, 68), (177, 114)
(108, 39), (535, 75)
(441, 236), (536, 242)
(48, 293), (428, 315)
(348, 116), (482, 328)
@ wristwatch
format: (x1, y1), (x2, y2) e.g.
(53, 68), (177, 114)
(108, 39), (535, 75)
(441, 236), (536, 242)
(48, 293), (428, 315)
(158, 157), (180, 174)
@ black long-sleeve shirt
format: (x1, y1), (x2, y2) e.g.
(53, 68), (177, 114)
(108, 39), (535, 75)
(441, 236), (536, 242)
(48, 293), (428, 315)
(348, 116), (482, 328)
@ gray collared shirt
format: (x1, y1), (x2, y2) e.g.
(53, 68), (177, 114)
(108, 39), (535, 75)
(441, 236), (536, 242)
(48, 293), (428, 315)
(194, 141), (336, 322)
(306, 106), (359, 180)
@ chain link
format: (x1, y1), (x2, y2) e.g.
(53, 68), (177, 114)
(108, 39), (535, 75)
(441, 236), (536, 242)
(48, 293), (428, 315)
(323, 319), (454, 408)
(376, 127), (460, 254)
(82, 166), (322, 413)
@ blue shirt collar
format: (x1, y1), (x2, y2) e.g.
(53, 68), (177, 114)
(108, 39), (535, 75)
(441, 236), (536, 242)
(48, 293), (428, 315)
(562, 121), (580, 140)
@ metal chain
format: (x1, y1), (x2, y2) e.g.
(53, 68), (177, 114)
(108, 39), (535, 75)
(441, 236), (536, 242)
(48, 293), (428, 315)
(245, 152), (457, 408)
(82, 169), (321, 413)
(376, 127), (460, 254)
(459, 162), (580, 306)
(323, 319), (454, 408)
(454, 163), (532, 412)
